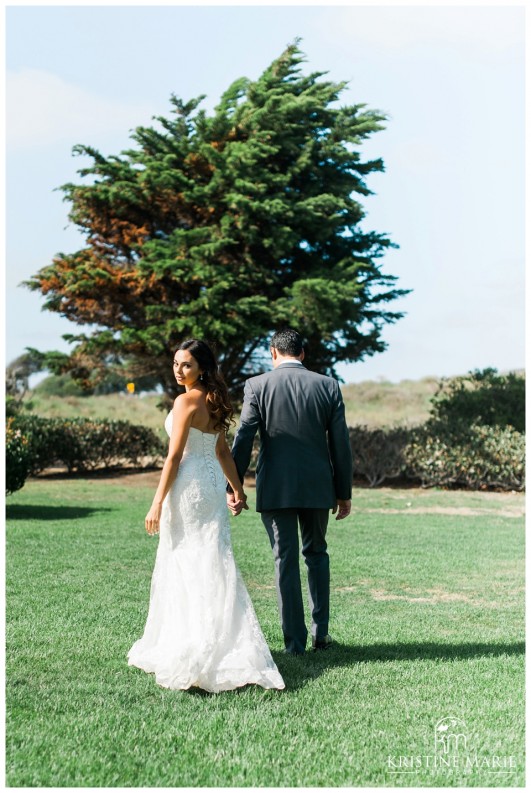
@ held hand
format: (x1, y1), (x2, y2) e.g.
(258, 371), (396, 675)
(227, 491), (249, 517)
(145, 503), (162, 535)
(226, 492), (241, 516)
(332, 499), (351, 521)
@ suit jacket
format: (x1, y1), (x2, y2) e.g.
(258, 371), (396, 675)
(231, 362), (353, 511)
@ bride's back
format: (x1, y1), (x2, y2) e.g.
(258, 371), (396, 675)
(183, 390), (219, 435)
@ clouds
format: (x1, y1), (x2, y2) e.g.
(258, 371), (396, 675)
(6, 68), (156, 150)
(312, 5), (523, 54)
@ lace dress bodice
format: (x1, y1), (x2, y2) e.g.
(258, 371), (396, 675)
(165, 413), (222, 490)
(161, 414), (227, 549)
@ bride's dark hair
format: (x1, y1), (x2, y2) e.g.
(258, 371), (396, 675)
(176, 339), (234, 433)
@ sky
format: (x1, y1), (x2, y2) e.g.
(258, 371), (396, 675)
(4, 1), (526, 385)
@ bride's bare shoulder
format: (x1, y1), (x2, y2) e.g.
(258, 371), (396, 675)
(173, 391), (206, 410)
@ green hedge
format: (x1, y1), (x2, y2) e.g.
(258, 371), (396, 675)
(6, 418), (31, 495)
(12, 415), (166, 474)
(350, 422), (525, 491)
(8, 413), (525, 491)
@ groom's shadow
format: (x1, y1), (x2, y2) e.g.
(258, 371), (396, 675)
(271, 640), (525, 691)
(175, 640), (524, 697)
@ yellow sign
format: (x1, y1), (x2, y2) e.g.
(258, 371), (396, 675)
(126, 382), (135, 394)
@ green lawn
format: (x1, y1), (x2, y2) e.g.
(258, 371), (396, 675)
(6, 479), (525, 787)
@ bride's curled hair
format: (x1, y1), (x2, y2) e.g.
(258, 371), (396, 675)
(176, 339), (234, 433)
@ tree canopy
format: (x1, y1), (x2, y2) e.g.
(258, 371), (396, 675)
(26, 41), (410, 400)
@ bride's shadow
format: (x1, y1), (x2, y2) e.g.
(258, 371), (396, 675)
(271, 639), (525, 691)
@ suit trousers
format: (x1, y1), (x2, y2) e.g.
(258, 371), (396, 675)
(261, 507), (330, 654)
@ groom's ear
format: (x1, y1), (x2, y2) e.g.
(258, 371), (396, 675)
(300, 350), (305, 362)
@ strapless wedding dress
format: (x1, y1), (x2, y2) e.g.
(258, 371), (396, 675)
(127, 412), (285, 693)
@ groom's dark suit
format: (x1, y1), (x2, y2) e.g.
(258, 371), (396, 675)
(231, 361), (353, 654)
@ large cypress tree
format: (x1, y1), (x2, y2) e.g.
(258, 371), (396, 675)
(26, 41), (409, 399)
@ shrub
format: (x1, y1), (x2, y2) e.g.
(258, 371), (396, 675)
(12, 416), (166, 473)
(403, 421), (525, 491)
(6, 395), (22, 419)
(347, 420), (525, 491)
(6, 419), (31, 495)
(430, 368), (525, 432)
(13, 415), (77, 474)
(349, 425), (410, 486)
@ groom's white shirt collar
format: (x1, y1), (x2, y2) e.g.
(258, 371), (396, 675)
(276, 360), (304, 367)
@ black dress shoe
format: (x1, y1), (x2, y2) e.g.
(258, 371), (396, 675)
(283, 648), (305, 656)
(312, 634), (333, 651)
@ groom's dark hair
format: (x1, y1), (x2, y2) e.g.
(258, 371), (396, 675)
(270, 328), (304, 357)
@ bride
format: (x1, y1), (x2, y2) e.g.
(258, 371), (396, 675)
(127, 339), (285, 693)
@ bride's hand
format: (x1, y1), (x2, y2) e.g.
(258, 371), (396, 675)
(145, 503), (162, 535)
(227, 491), (249, 516)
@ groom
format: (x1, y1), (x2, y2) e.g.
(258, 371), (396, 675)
(227, 329), (353, 655)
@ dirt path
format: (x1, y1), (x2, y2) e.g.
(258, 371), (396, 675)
(36, 468), (258, 490)
(360, 505), (524, 517)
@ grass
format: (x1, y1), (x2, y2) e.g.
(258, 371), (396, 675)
(28, 374), (440, 433)
(340, 376), (440, 428)
(6, 478), (525, 787)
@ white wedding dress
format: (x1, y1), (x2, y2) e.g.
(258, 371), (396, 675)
(127, 412), (285, 693)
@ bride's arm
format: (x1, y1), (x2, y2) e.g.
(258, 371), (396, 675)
(144, 395), (195, 535)
(216, 432), (249, 510)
